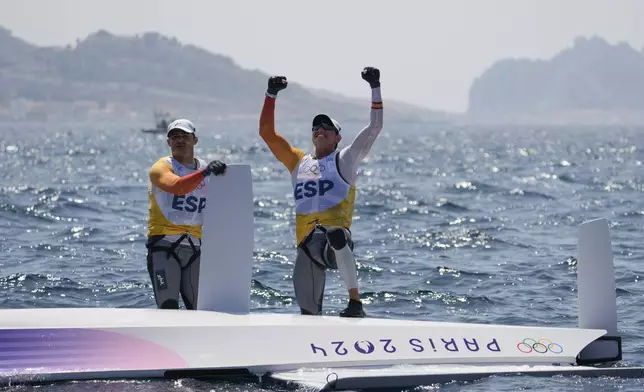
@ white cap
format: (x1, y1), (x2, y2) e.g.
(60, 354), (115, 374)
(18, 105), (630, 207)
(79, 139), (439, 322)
(312, 114), (341, 133)
(167, 119), (196, 136)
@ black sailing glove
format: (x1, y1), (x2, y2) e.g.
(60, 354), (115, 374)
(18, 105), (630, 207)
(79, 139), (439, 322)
(266, 76), (288, 97)
(361, 66), (380, 88)
(202, 160), (227, 176)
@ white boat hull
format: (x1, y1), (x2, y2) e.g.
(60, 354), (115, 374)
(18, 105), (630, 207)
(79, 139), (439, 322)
(0, 307), (605, 382)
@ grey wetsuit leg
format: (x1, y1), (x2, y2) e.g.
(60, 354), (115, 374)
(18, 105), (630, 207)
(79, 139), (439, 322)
(178, 245), (200, 310)
(147, 239), (200, 310)
(148, 242), (182, 309)
(293, 228), (356, 315)
(325, 227), (358, 290)
(293, 231), (331, 315)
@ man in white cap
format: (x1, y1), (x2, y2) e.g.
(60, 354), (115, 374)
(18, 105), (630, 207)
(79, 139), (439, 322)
(146, 118), (227, 309)
(259, 67), (384, 317)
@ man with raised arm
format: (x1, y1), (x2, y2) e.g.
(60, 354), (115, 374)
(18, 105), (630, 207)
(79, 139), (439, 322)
(259, 67), (384, 318)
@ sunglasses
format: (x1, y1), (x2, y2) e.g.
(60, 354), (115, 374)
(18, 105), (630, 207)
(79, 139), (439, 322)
(312, 123), (338, 133)
(168, 132), (194, 141)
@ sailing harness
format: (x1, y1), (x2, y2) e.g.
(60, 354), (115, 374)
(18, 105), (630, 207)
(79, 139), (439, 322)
(297, 223), (353, 270)
(146, 234), (201, 279)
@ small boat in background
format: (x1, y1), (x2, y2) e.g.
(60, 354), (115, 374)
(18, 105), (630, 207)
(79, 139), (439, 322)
(140, 111), (174, 134)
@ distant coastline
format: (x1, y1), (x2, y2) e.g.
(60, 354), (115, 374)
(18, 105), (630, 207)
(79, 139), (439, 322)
(1, 26), (643, 126)
(467, 36), (644, 126)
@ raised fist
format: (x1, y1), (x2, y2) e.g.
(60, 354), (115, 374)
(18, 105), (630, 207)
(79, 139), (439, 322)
(267, 76), (288, 96)
(361, 67), (380, 88)
(202, 160), (227, 176)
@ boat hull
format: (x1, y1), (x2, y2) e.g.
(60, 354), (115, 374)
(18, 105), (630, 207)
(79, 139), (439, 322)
(0, 307), (605, 382)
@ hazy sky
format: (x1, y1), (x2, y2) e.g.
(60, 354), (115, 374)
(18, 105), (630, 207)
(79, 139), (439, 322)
(1, 0), (643, 113)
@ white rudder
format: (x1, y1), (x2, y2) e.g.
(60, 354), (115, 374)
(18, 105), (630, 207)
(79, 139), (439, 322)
(576, 218), (621, 364)
(197, 164), (255, 314)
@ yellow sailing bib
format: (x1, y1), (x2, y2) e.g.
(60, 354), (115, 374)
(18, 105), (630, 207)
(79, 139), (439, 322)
(291, 152), (355, 245)
(147, 156), (209, 238)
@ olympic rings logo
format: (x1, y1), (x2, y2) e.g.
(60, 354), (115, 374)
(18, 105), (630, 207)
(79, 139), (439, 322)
(300, 163), (325, 175)
(517, 338), (563, 354)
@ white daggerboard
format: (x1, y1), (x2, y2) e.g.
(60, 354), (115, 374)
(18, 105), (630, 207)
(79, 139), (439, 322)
(198, 164), (255, 313)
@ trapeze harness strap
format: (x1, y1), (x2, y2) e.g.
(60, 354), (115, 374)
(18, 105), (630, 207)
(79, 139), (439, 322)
(298, 223), (353, 269)
(146, 234), (201, 270)
(298, 224), (327, 267)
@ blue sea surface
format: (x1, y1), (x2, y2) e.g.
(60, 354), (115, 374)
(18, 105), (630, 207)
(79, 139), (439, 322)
(1, 119), (643, 391)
